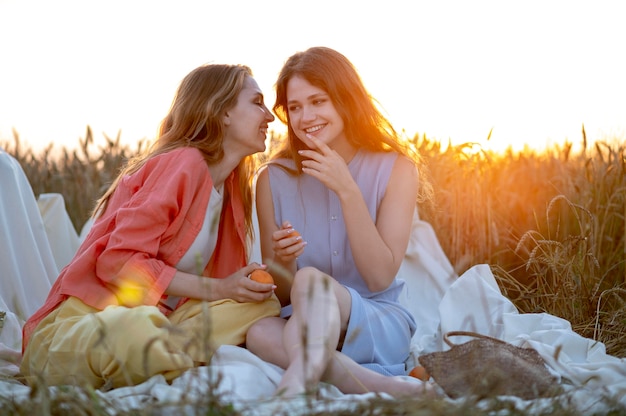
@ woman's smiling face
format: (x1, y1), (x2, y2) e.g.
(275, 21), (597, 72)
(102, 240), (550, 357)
(286, 75), (346, 149)
(223, 76), (274, 155)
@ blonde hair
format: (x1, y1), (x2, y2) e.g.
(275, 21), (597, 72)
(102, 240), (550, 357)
(94, 64), (256, 236)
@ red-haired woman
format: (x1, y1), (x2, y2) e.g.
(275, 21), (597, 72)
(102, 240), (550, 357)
(247, 47), (435, 398)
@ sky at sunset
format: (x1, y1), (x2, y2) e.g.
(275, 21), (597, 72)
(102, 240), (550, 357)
(1, 0), (624, 154)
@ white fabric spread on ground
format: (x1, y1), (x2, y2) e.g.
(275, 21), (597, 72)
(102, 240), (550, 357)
(1, 160), (625, 413)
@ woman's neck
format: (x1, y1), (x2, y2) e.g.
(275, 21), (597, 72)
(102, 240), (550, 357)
(207, 153), (240, 189)
(331, 138), (358, 164)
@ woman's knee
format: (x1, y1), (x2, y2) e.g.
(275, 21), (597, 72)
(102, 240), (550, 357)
(292, 267), (333, 296)
(292, 268), (346, 307)
(246, 316), (283, 352)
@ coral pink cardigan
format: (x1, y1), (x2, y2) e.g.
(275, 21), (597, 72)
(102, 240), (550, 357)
(23, 147), (247, 349)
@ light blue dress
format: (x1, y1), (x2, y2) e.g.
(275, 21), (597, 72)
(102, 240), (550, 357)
(268, 149), (416, 376)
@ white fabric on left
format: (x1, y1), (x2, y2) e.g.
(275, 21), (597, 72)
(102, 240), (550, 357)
(0, 149), (59, 376)
(37, 193), (80, 271)
(0, 150), (58, 321)
(0, 296), (23, 376)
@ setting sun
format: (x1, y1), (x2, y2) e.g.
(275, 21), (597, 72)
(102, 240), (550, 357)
(0, 0), (624, 154)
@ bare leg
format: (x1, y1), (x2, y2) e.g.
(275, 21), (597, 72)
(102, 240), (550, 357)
(322, 351), (436, 398)
(247, 319), (435, 398)
(246, 316), (289, 368)
(247, 321), (435, 398)
(246, 267), (436, 398)
(276, 267), (340, 396)
(246, 267), (340, 396)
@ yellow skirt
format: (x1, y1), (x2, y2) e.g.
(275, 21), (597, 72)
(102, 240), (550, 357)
(21, 294), (280, 388)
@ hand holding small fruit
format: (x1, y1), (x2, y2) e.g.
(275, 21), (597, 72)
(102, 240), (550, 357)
(218, 263), (276, 303)
(249, 269), (274, 284)
(271, 221), (305, 264)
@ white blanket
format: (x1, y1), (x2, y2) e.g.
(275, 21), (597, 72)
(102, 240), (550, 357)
(1, 159), (624, 413)
(0, 151), (59, 369)
(0, 152), (58, 323)
(37, 193), (80, 271)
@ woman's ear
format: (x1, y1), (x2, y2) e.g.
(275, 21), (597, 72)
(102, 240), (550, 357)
(223, 111), (231, 126)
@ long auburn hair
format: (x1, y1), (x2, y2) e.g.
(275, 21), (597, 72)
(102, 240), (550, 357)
(269, 46), (431, 202)
(93, 64), (257, 237)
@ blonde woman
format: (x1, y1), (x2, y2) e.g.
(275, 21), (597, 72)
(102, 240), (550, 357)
(21, 64), (280, 388)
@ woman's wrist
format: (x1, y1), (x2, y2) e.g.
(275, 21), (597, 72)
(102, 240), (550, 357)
(269, 256), (297, 278)
(199, 276), (222, 302)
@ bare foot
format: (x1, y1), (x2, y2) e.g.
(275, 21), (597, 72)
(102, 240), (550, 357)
(274, 380), (306, 398)
(374, 375), (437, 398)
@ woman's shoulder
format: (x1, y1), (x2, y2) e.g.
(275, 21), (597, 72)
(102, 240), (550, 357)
(353, 151), (416, 191)
(160, 146), (205, 162)
(269, 156), (296, 168)
(266, 158), (298, 176)
(132, 147), (209, 188)
(363, 150), (416, 169)
(146, 147), (208, 171)
(354, 149), (399, 170)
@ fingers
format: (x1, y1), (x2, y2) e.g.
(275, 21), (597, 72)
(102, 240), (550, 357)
(298, 134), (332, 161)
(273, 228), (305, 260)
(305, 133), (330, 153)
(246, 280), (276, 297)
(245, 274), (277, 303)
(298, 149), (322, 164)
(237, 286), (276, 303)
(298, 134), (347, 179)
(241, 262), (266, 277)
(235, 265), (277, 302)
(274, 224), (304, 246)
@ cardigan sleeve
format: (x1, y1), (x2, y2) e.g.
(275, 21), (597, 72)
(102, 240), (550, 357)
(93, 148), (212, 307)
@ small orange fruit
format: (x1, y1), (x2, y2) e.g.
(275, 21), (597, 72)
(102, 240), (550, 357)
(250, 269), (274, 284)
(290, 229), (301, 238)
(408, 365), (430, 381)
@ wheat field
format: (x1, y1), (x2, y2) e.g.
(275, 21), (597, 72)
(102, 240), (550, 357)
(1, 127), (624, 415)
(3, 127), (624, 357)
